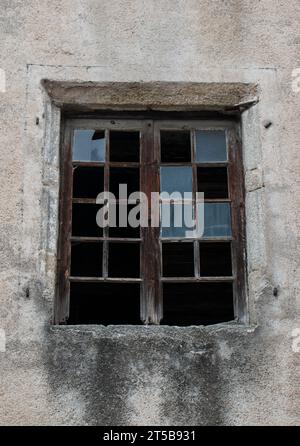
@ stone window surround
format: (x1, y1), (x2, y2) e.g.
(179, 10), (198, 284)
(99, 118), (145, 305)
(22, 65), (279, 330)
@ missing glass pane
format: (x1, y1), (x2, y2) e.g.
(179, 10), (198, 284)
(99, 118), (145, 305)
(68, 283), (141, 325)
(162, 282), (234, 326)
(162, 243), (194, 277)
(73, 130), (105, 161)
(71, 242), (103, 277)
(160, 130), (191, 162)
(203, 203), (231, 237)
(196, 130), (227, 162)
(109, 167), (140, 198)
(108, 243), (140, 278)
(73, 166), (104, 199)
(110, 131), (140, 162)
(197, 167), (228, 199)
(109, 204), (140, 238)
(72, 204), (103, 237)
(200, 242), (232, 276)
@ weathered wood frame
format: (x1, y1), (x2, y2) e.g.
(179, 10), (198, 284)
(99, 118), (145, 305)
(55, 116), (247, 325)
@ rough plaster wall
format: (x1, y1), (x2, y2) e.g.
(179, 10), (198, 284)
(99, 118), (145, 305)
(0, 0), (299, 425)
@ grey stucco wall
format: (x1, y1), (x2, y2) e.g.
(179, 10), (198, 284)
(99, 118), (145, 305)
(0, 0), (299, 425)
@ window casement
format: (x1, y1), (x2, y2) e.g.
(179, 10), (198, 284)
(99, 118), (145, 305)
(55, 116), (247, 326)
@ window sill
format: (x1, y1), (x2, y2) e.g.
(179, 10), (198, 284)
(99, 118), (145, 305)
(50, 320), (257, 336)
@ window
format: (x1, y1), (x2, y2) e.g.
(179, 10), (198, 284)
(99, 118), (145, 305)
(55, 116), (246, 326)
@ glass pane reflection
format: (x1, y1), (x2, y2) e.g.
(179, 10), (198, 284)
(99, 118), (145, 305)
(73, 130), (105, 161)
(161, 203), (194, 238)
(196, 130), (227, 162)
(160, 167), (192, 196)
(203, 203), (231, 237)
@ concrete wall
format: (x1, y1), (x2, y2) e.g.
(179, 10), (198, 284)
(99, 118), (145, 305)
(0, 0), (299, 425)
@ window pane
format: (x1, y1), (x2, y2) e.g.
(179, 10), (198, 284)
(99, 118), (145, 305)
(197, 167), (228, 199)
(110, 167), (140, 198)
(71, 242), (102, 277)
(162, 282), (234, 326)
(203, 203), (231, 237)
(108, 242), (140, 278)
(200, 242), (232, 276)
(161, 203), (195, 238)
(196, 130), (227, 162)
(160, 166), (192, 195)
(162, 243), (194, 277)
(73, 166), (104, 199)
(72, 203), (103, 237)
(110, 131), (140, 162)
(160, 130), (191, 162)
(68, 283), (141, 325)
(73, 130), (105, 161)
(109, 204), (140, 238)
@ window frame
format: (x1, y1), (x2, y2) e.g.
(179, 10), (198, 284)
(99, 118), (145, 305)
(55, 115), (247, 325)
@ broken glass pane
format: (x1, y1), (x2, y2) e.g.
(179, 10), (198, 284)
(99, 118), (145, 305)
(73, 130), (105, 161)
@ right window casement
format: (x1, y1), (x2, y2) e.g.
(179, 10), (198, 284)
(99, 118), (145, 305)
(56, 118), (247, 326)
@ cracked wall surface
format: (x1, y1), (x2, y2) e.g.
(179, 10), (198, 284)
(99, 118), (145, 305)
(0, 0), (299, 425)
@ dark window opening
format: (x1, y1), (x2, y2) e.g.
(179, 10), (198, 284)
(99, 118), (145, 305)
(108, 243), (140, 278)
(71, 242), (103, 277)
(160, 130), (191, 162)
(109, 167), (140, 198)
(161, 283), (234, 326)
(108, 204), (140, 238)
(73, 166), (104, 199)
(72, 204), (103, 237)
(110, 131), (140, 162)
(200, 242), (232, 277)
(197, 167), (228, 199)
(68, 283), (141, 325)
(162, 243), (194, 277)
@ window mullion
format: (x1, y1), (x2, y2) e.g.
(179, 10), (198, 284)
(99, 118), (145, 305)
(102, 129), (110, 278)
(191, 130), (201, 278)
(140, 121), (162, 324)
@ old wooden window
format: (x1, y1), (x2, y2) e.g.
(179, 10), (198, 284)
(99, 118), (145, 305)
(55, 116), (246, 326)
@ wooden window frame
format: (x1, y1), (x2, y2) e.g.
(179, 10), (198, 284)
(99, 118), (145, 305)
(55, 115), (247, 325)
